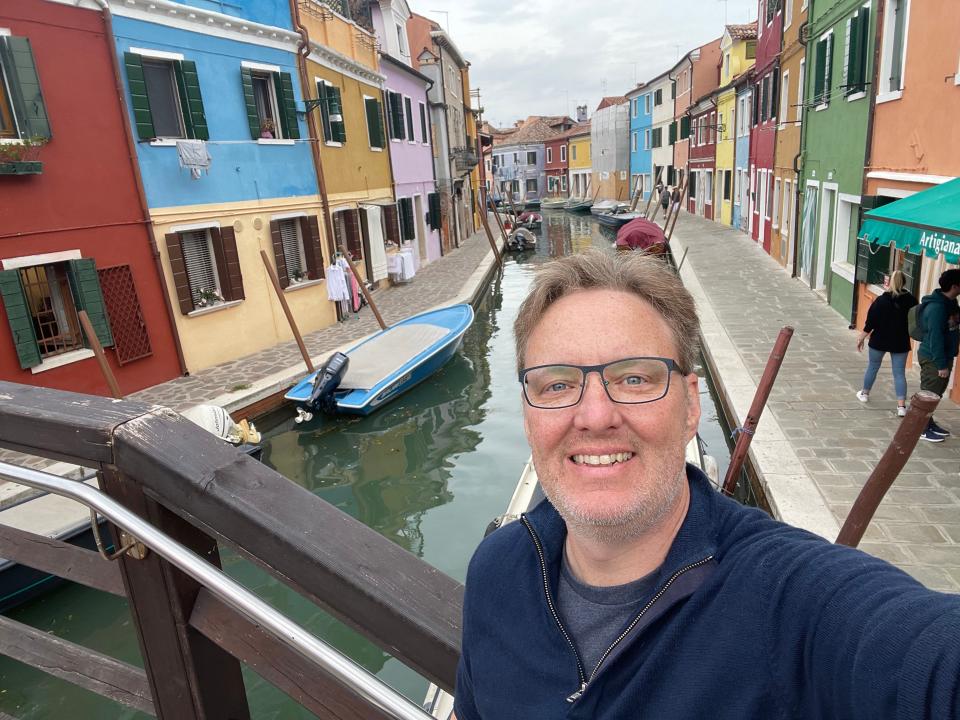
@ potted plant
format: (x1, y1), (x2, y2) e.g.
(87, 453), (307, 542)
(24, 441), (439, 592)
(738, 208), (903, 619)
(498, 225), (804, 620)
(194, 288), (224, 308)
(0, 136), (47, 175)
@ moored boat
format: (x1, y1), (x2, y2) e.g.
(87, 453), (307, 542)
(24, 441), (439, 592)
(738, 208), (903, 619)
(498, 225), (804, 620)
(596, 210), (644, 230)
(564, 198), (594, 214)
(590, 200), (630, 216)
(285, 304), (475, 418)
(541, 197), (567, 209)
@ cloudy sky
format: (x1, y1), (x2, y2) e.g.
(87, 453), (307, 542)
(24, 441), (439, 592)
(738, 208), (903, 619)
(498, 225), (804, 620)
(416, 0), (759, 127)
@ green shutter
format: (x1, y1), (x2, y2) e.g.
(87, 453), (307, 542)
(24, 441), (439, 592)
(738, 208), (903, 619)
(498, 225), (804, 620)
(124, 52), (155, 141)
(175, 60), (208, 141)
(328, 85), (346, 143)
(668, 121), (677, 145)
(814, 40), (826, 103)
(0, 37), (51, 139)
(240, 67), (260, 139)
(67, 259), (114, 349)
(275, 72), (300, 140)
(316, 81), (331, 140)
(0, 269), (41, 369)
(680, 115), (690, 139)
(365, 97), (384, 148)
(856, 5), (871, 92)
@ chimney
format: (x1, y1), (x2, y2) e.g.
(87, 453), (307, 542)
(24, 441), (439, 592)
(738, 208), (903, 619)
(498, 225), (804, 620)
(576, 105), (588, 123)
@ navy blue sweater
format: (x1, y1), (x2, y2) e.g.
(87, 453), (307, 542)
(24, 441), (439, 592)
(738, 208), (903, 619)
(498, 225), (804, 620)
(455, 467), (960, 719)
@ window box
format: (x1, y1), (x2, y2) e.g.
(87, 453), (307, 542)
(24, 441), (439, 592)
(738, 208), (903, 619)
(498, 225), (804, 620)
(0, 160), (42, 175)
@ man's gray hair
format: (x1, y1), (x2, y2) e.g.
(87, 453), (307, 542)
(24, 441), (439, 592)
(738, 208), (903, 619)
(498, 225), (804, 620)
(514, 250), (701, 375)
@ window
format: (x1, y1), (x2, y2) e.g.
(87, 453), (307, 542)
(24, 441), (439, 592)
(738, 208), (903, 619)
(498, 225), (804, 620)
(644, 94), (651, 114)
(404, 96), (415, 141)
(0, 258), (116, 369)
(843, 6), (871, 97)
(513, 152), (519, 163)
(814, 32), (834, 106)
(165, 226), (244, 314)
(766, 0), (780, 24)
(631, 132), (638, 153)
(705, 171), (713, 204)
(547, 147), (553, 163)
(526, 151), (537, 165)
(396, 23), (408, 57)
(766, 173), (774, 219)
(670, 80), (677, 99)
(780, 71), (790, 124)
(572, 144), (577, 160)
(397, 198), (416, 241)
(879, 0), (908, 95)
(632, 98), (638, 118)
(746, 41), (757, 59)
(724, 53), (731, 79)
(773, 178), (781, 227)
(526, 179), (537, 194)
(124, 51), (209, 141)
(654, 88), (663, 106)
(644, 129), (651, 149)
(785, 0), (793, 27)
(364, 96), (385, 149)
(561, 175), (568, 191)
(239, 63), (300, 141)
(651, 127), (662, 148)
(317, 80), (346, 143)
(560, 144), (566, 162)
(735, 169), (742, 206)
(724, 170), (732, 201)
(419, 102), (428, 144)
(0, 35), (51, 141)
(386, 91), (405, 141)
(271, 217), (324, 287)
(782, 179), (793, 238)
(797, 59), (805, 122)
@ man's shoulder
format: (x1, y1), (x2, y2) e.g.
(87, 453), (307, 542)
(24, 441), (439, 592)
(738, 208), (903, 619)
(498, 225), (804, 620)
(467, 516), (535, 579)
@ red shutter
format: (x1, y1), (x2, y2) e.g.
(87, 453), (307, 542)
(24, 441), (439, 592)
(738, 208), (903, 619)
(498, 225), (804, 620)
(344, 209), (362, 260)
(383, 204), (401, 245)
(270, 220), (290, 289)
(165, 232), (194, 314)
(216, 226), (245, 301)
(301, 215), (325, 280)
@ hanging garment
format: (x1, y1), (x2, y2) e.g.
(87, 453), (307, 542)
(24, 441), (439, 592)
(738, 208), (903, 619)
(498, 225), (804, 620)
(336, 258), (360, 312)
(176, 139), (212, 179)
(398, 249), (416, 281)
(360, 205), (389, 282)
(326, 263), (350, 302)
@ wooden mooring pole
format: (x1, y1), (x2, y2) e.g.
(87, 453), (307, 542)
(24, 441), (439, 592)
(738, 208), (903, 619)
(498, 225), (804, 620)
(475, 191), (504, 269)
(721, 326), (795, 496)
(78, 310), (122, 399)
(260, 250), (315, 373)
(643, 167), (663, 218)
(835, 391), (940, 547)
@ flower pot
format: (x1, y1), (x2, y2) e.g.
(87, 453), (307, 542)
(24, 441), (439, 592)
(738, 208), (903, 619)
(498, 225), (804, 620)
(0, 161), (43, 175)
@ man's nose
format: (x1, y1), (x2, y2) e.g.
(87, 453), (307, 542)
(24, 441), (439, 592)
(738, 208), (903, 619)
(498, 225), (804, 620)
(574, 372), (622, 429)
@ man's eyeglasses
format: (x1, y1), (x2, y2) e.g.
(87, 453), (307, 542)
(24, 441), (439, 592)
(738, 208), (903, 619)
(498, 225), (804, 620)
(519, 356), (684, 409)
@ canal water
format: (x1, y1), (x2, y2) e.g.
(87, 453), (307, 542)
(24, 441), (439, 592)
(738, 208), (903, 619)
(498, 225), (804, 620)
(0, 211), (741, 718)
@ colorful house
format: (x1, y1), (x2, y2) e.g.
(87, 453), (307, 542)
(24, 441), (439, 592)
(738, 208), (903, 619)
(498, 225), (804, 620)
(0, 0), (181, 396)
(647, 70), (675, 187)
(544, 132), (570, 197)
(687, 94), (718, 220)
(856, 0), (960, 401)
(672, 38), (722, 190)
(626, 84), (654, 202)
(733, 75), (755, 232)
(770, 0), (806, 270)
(750, 0), (784, 255)
(567, 123), (592, 199)
(591, 97), (630, 202)
(716, 23), (757, 226)
(368, 0), (442, 269)
(490, 117), (560, 204)
(798, 0), (876, 318)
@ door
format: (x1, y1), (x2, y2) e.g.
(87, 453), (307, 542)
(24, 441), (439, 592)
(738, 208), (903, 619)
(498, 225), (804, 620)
(414, 194), (427, 264)
(799, 184), (819, 286)
(757, 170), (767, 246)
(815, 187), (836, 291)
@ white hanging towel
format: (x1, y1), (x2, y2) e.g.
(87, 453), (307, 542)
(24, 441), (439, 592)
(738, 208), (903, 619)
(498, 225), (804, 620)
(326, 263), (350, 302)
(399, 249), (416, 281)
(360, 205), (389, 282)
(176, 139), (211, 179)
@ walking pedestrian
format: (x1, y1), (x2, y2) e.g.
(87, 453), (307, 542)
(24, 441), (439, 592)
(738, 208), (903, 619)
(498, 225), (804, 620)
(855, 270), (917, 416)
(916, 268), (960, 442)
(659, 184), (670, 214)
(671, 185), (681, 215)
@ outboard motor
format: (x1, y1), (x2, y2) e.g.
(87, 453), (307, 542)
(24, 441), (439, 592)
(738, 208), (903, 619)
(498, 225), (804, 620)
(306, 352), (350, 415)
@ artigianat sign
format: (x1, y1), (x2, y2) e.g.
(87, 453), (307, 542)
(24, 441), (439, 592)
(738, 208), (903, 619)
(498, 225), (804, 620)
(919, 230), (960, 258)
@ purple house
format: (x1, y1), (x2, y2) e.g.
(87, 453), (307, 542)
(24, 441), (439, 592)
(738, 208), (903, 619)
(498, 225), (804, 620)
(367, 0), (442, 267)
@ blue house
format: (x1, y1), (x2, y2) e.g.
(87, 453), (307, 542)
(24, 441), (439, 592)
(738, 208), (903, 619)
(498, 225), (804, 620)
(110, 1), (335, 373)
(625, 85), (653, 201)
(732, 77), (753, 233)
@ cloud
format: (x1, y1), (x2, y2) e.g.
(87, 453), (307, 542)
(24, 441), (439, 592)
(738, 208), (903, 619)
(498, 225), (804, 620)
(416, 0), (757, 125)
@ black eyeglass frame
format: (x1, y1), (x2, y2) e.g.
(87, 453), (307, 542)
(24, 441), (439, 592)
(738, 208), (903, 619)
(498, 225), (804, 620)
(518, 356), (685, 409)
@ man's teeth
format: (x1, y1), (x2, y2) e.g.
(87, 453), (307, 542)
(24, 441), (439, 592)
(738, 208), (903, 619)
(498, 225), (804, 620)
(572, 453), (634, 466)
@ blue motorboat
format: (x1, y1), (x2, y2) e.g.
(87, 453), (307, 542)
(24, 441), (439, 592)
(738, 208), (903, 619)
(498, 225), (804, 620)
(285, 304), (475, 417)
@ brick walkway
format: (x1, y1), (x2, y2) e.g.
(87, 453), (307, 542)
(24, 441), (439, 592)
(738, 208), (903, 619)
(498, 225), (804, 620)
(673, 212), (960, 593)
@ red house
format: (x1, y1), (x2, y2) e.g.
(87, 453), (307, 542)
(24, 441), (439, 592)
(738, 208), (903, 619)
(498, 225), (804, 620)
(687, 96), (718, 221)
(0, 1), (182, 397)
(749, 0), (784, 252)
(544, 133), (570, 197)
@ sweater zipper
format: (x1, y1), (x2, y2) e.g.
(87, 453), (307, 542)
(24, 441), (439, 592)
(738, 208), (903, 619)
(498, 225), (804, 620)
(522, 516), (714, 704)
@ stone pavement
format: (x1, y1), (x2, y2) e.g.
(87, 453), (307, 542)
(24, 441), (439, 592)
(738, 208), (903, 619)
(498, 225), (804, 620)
(673, 211), (960, 593)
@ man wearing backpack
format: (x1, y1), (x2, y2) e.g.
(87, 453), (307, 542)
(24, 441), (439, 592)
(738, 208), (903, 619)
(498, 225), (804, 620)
(917, 268), (960, 442)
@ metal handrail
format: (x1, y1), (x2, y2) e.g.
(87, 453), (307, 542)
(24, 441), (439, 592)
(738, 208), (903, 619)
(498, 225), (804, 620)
(0, 461), (434, 720)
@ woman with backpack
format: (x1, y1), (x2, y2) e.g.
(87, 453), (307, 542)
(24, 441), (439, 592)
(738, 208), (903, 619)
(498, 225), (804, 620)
(855, 270), (918, 416)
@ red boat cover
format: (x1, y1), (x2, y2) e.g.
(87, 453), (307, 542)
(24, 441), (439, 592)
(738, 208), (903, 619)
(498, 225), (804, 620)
(616, 218), (666, 250)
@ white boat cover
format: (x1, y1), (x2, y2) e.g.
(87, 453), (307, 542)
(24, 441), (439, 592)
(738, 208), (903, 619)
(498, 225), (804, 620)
(341, 323), (448, 389)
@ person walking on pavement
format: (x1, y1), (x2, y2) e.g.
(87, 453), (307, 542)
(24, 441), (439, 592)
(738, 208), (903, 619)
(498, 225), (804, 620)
(855, 270), (917, 416)
(659, 184), (671, 214)
(916, 268), (960, 442)
(671, 185), (681, 215)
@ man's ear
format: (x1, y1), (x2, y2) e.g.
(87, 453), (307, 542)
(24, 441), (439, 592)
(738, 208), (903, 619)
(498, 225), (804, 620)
(683, 372), (702, 442)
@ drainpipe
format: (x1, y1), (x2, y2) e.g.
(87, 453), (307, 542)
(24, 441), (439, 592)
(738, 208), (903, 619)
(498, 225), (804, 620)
(791, 19), (810, 281)
(89, 0), (188, 377)
(850, 0), (888, 327)
(290, 0), (338, 260)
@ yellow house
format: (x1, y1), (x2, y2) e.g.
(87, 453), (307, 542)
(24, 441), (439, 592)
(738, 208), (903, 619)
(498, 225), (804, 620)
(568, 124), (592, 199)
(715, 23), (757, 226)
(462, 64), (482, 230)
(300, 2), (393, 272)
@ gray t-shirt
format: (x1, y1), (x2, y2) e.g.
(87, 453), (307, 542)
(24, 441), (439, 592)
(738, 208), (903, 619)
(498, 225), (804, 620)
(556, 550), (658, 675)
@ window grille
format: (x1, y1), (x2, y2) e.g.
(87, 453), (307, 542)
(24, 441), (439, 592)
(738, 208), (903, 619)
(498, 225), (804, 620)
(19, 265), (83, 359)
(181, 230), (219, 306)
(98, 265), (153, 365)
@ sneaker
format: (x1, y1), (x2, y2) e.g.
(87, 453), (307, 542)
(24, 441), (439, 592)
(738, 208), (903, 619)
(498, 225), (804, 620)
(922, 428), (945, 443)
(856, 390), (869, 403)
(929, 420), (951, 437)
(897, 406), (907, 417)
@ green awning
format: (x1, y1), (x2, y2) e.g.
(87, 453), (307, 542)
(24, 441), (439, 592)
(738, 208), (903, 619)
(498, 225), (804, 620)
(859, 177), (960, 263)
